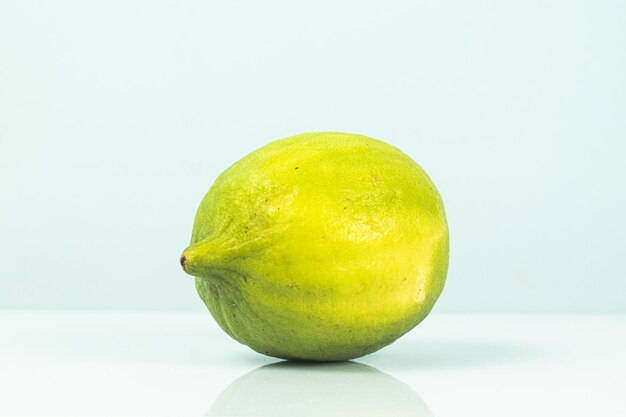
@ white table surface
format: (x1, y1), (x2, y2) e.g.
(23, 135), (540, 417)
(1, 312), (624, 417)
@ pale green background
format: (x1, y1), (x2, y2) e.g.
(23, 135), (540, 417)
(1, 0), (624, 312)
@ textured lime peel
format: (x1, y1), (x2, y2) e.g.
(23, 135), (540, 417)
(180, 132), (449, 361)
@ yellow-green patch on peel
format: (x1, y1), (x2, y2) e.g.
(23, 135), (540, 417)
(180, 132), (449, 361)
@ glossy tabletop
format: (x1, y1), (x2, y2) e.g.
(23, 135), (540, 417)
(1, 312), (624, 417)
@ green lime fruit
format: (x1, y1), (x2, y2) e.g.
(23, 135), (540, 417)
(180, 132), (449, 361)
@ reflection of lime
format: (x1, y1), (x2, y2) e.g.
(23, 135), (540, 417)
(182, 132), (449, 361)
(206, 362), (433, 417)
